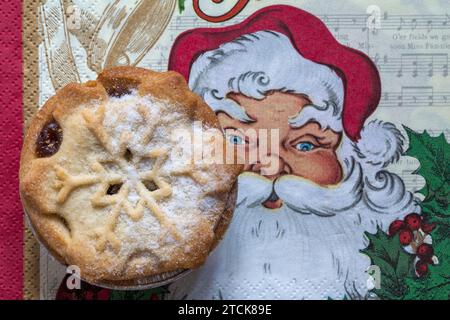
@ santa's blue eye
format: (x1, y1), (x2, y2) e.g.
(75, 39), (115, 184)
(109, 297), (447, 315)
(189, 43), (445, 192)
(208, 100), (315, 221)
(228, 135), (244, 145)
(295, 142), (315, 152)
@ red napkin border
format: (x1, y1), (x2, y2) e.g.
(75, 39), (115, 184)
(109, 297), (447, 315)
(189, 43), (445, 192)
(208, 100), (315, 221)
(0, 0), (23, 300)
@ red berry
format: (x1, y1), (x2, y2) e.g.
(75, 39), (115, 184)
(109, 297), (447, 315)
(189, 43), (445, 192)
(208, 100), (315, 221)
(417, 243), (434, 259)
(405, 213), (422, 230)
(150, 293), (159, 300)
(421, 222), (436, 234)
(415, 260), (429, 277)
(97, 289), (110, 300)
(399, 229), (413, 245)
(389, 220), (405, 236)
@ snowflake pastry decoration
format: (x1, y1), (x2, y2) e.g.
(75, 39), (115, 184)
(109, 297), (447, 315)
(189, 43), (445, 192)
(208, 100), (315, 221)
(53, 104), (183, 252)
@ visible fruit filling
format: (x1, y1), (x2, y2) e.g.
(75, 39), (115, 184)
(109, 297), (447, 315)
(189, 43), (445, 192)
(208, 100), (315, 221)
(36, 120), (63, 157)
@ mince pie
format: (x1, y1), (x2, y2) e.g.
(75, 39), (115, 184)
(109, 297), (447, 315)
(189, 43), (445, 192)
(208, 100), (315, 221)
(20, 67), (242, 286)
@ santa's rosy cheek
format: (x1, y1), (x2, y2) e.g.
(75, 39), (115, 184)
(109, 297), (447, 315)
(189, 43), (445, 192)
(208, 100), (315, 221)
(288, 151), (343, 185)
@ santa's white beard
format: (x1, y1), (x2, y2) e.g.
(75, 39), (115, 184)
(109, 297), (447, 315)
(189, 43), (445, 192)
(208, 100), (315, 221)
(168, 158), (418, 300)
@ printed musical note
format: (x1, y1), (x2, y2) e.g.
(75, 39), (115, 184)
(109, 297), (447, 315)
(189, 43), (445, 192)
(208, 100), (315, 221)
(443, 62), (449, 77)
(443, 14), (450, 26)
(411, 18), (417, 31)
(426, 19), (433, 32)
(334, 17), (340, 32)
(397, 17), (405, 31)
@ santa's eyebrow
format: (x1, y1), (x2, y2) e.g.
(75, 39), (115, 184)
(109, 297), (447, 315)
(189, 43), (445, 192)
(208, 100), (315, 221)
(223, 126), (246, 135)
(243, 110), (258, 121)
(225, 95), (258, 122)
(288, 102), (342, 132)
(217, 109), (256, 123)
(223, 126), (257, 139)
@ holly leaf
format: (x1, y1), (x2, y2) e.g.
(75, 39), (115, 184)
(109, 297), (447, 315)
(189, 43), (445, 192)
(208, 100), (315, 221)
(362, 128), (450, 299)
(403, 127), (449, 198)
(421, 184), (450, 222)
(178, 0), (186, 13)
(403, 237), (450, 300)
(361, 228), (415, 299)
(404, 127), (450, 236)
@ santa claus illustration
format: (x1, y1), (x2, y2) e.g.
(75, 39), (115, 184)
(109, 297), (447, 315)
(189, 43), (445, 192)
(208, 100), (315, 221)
(167, 5), (419, 299)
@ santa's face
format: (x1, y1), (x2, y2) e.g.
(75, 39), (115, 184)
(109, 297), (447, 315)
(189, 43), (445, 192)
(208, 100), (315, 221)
(168, 28), (417, 299)
(218, 91), (343, 209)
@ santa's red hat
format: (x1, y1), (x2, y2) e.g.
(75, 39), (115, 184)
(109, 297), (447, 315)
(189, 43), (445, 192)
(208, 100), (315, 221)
(168, 5), (381, 141)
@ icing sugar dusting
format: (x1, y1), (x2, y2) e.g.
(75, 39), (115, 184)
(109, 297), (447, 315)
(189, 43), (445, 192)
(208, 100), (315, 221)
(97, 92), (230, 263)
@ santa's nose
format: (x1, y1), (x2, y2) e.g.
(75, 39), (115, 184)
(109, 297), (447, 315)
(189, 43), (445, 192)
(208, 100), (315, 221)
(249, 154), (291, 180)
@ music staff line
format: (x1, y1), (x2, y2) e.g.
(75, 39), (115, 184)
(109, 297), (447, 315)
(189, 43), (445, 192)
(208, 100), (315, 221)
(381, 87), (450, 108)
(320, 13), (449, 32)
(169, 13), (450, 32)
(373, 53), (449, 77)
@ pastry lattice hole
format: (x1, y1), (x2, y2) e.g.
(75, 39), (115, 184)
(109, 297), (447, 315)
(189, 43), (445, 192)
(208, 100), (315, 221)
(36, 119), (63, 158)
(99, 77), (140, 98)
(124, 148), (133, 162)
(106, 183), (123, 195)
(143, 180), (159, 192)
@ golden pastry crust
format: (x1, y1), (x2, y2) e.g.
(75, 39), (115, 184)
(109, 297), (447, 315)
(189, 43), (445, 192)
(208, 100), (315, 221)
(20, 67), (242, 284)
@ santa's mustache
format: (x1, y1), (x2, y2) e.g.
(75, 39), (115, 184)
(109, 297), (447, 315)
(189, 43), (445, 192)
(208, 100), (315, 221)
(236, 159), (364, 216)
